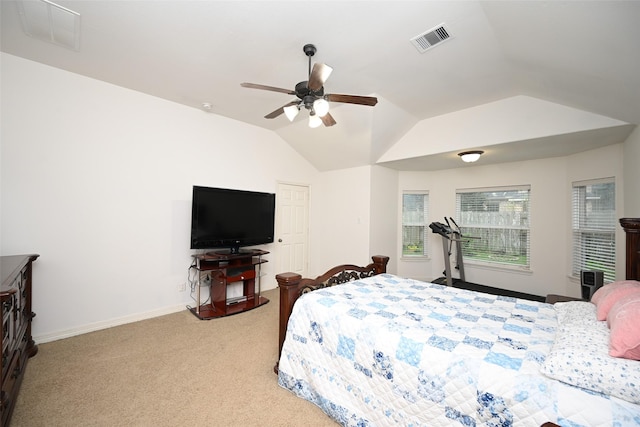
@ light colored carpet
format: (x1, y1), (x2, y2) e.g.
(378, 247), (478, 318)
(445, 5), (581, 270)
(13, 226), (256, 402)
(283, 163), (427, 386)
(10, 288), (337, 427)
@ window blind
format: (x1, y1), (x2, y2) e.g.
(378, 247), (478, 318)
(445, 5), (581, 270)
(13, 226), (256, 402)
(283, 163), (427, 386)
(571, 179), (615, 282)
(455, 187), (531, 268)
(402, 192), (429, 257)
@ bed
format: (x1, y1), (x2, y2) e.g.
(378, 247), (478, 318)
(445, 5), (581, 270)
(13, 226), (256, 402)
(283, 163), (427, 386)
(275, 255), (640, 426)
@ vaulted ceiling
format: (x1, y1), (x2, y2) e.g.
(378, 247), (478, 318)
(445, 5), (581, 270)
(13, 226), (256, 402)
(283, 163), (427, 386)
(2, 1), (639, 171)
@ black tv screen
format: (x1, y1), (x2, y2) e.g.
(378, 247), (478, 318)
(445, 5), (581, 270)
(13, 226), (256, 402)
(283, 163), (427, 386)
(190, 186), (276, 253)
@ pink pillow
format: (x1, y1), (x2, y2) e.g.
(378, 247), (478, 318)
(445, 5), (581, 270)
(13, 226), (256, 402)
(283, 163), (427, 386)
(608, 291), (640, 360)
(591, 281), (640, 320)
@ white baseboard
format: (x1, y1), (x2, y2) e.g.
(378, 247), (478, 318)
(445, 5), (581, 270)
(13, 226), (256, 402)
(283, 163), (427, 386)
(34, 303), (187, 344)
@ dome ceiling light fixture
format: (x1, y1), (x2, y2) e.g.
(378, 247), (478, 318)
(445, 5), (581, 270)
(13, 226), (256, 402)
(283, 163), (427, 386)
(241, 43), (378, 128)
(458, 150), (484, 163)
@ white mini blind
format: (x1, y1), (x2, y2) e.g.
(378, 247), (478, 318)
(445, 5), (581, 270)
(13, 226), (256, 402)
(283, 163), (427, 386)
(455, 186), (531, 268)
(402, 192), (429, 257)
(571, 179), (615, 282)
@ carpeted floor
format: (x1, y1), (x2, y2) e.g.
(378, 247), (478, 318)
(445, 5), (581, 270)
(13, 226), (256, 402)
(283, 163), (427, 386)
(10, 288), (337, 427)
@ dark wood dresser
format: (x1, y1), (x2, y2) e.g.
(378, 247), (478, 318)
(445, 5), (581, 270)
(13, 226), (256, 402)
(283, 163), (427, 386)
(1, 254), (38, 427)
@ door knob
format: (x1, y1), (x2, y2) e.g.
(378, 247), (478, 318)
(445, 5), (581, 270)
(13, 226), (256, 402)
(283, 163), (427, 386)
(278, 239), (282, 242)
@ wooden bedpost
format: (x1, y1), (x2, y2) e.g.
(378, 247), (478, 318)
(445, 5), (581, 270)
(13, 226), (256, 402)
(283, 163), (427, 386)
(372, 255), (390, 275)
(275, 272), (302, 373)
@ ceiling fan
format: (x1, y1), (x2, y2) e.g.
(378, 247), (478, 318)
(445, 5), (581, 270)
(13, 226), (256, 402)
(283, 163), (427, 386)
(241, 44), (378, 128)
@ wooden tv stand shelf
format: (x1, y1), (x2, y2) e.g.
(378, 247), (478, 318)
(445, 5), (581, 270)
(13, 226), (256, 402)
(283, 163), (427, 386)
(188, 249), (269, 320)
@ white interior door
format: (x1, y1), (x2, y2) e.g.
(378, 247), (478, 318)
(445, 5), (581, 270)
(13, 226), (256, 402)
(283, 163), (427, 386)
(276, 183), (309, 277)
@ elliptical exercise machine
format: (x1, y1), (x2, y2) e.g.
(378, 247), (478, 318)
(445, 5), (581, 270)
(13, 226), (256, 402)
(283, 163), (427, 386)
(429, 217), (473, 287)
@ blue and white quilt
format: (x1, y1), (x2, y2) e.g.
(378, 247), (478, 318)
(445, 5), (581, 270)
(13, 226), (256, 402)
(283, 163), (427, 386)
(278, 274), (640, 426)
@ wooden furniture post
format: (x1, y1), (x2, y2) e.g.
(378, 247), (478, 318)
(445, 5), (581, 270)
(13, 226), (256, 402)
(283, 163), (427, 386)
(372, 255), (390, 275)
(620, 218), (640, 280)
(275, 272), (302, 370)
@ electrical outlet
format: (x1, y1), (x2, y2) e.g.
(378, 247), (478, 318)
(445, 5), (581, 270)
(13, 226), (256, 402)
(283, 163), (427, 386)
(177, 282), (186, 292)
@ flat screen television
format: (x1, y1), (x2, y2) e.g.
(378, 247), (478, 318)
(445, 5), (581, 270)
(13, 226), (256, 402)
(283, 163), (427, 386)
(190, 186), (276, 253)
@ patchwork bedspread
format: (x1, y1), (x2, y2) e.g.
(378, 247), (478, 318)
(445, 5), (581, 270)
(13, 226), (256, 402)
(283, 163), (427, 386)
(278, 274), (640, 426)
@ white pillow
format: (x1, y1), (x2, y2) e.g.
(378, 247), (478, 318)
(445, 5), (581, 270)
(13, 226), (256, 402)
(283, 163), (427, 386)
(540, 317), (640, 404)
(553, 301), (597, 325)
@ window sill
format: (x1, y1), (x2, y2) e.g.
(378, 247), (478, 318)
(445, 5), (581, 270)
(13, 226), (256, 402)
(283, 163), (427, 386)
(400, 256), (430, 262)
(464, 260), (532, 275)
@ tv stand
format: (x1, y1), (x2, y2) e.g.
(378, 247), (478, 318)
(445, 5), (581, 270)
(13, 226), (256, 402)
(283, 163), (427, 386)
(207, 248), (252, 256)
(188, 249), (269, 320)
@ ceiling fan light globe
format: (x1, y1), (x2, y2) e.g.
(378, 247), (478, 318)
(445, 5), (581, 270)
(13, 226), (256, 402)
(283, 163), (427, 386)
(313, 99), (330, 117)
(284, 105), (299, 121)
(308, 114), (322, 128)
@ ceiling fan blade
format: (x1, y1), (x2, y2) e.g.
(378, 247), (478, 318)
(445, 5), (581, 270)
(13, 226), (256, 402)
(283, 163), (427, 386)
(308, 63), (333, 92)
(241, 82), (295, 95)
(264, 101), (299, 119)
(321, 112), (337, 127)
(326, 93), (378, 106)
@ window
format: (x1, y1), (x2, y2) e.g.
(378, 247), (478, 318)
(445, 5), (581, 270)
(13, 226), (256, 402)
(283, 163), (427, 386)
(402, 192), (429, 257)
(572, 179), (615, 283)
(455, 186), (531, 268)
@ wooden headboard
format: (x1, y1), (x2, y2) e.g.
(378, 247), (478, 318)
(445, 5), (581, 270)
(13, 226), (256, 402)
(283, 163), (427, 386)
(620, 218), (640, 280)
(274, 255), (389, 373)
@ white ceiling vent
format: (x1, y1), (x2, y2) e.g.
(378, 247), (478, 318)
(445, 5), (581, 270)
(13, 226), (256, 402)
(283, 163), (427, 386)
(410, 24), (451, 53)
(18, 0), (81, 51)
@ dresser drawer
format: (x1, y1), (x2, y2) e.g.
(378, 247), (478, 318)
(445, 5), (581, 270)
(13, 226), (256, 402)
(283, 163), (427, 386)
(1, 295), (15, 382)
(2, 307), (11, 345)
(0, 350), (21, 413)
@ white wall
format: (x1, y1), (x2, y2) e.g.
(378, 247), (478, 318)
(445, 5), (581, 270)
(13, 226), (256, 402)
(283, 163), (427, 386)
(397, 143), (625, 298)
(309, 166), (372, 273)
(369, 165), (399, 274)
(566, 144), (626, 282)
(623, 126), (640, 217)
(1, 53), (318, 342)
(308, 166), (400, 276)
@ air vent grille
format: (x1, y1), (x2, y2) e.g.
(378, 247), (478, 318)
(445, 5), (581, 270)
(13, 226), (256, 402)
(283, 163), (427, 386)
(410, 24), (451, 53)
(18, 0), (81, 51)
